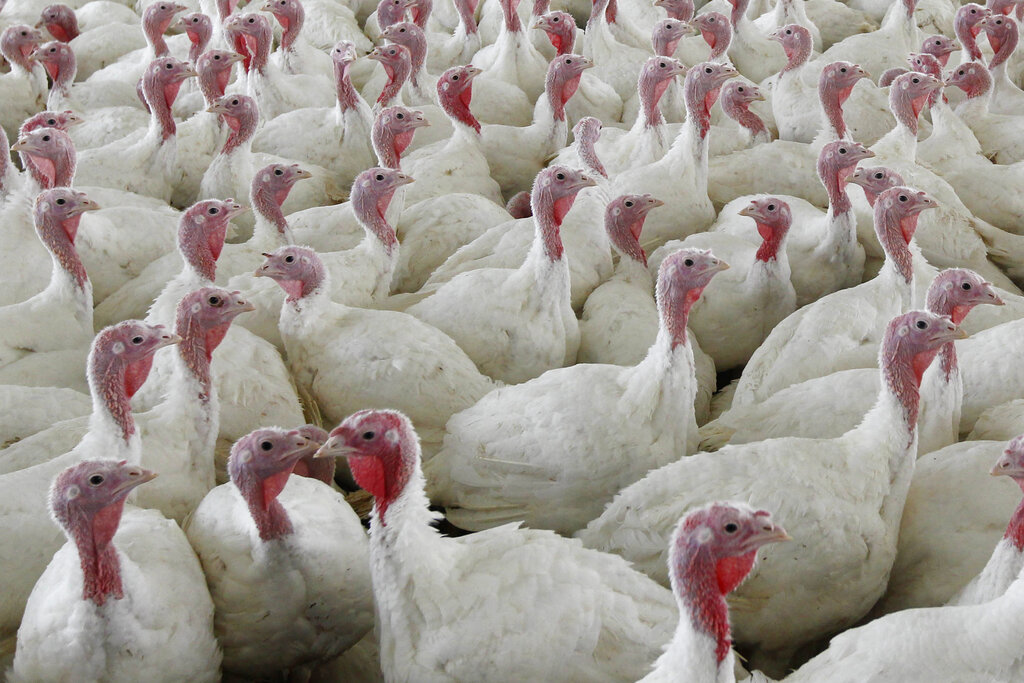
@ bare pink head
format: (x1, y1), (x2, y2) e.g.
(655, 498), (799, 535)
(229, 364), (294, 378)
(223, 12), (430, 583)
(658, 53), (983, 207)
(945, 61), (992, 100)
(605, 194), (662, 267)
(506, 191), (533, 218)
(769, 24), (811, 73)
(888, 71), (943, 137)
(654, 0), (694, 22)
(875, 186), (936, 284)
(816, 140), (874, 213)
(178, 198), (245, 282)
(956, 4), (990, 61)
(382, 22), (428, 86)
(0, 25), (43, 71)
(657, 248), (729, 347)
(33, 187), (98, 289)
(879, 67), (908, 87)
(49, 460), (157, 605)
(351, 166), (413, 252)
(330, 41), (360, 111)
(652, 18), (688, 57)
(224, 12), (273, 73)
(19, 109), (81, 135)
(638, 55), (686, 128)
(545, 53), (593, 121)
(690, 12), (731, 60)
(720, 80), (767, 139)
(373, 106), (429, 168)
(256, 245), (327, 302)
(31, 39), (76, 88)
(739, 197), (792, 263)
(316, 409), (420, 526)
(208, 93), (259, 153)
(846, 166), (904, 206)
(11, 127), (76, 189)
(535, 11), (575, 56)
(984, 14), (1019, 68)
(250, 163), (311, 236)
(669, 502), (788, 665)
(926, 268), (1003, 325)
(368, 43), (412, 106)
(263, 0), (304, 51)
(38, 5), (78, 42)
(141, 1), (187, 56)
(531, 166), (597, 261)
(818, 61), (869, 139)
(291, 425), (335, 484)
(175, 287), (254, 395)
(880, 309), (965, 438)
(177, 12), (212, 63)
(907, 53), (944, 104)
(991, 434), (1024, 548)
(437, 64), (481, 132)
(88, 321), (181, 443)
(196, 50), (243, 106)
(685, 61), (738, 138)
(921, 34), (958, 66)
(572, 116), (607, 179)
(228, 427), (311, 540)
(377, 0), (413, 30)
(141, 56), (197, 139)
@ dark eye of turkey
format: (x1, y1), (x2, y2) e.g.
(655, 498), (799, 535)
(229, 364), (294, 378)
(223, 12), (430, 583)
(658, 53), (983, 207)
(209, 296), (221, 305)
(724, 523), (738, 533)
(284, 255), (295, 263)
(132, 336), (144, 344)
(89, 474), (104, 486)
(962, 282), (972, 290)
(56, 198), (65, 205)
(260, 440), (273, 451)
(916, 320), (927, 329)
(363, 431), (375, 439)
(683, 258), (694, 266)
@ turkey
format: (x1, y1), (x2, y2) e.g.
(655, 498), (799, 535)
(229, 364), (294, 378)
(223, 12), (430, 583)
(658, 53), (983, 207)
(0, 25), (48, 140)
(185, 427), (373, 678)
(425, 247), (728, 534)
(404, 166), (592, 384)
(314, 409), (678, 682)
(36, 3), (147, 80)
(11, 460), (220, 682)
(0, 321), (178, 653)
(256, 245), (497, 458)
(982, 13), (1024, 115)
(640, 502), (789, 683)
(946, 60), (1024, 165)
(580, 310), (964, 673)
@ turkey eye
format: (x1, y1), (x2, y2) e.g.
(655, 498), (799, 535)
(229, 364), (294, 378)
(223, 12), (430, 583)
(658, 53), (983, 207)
(209, 296), (221, 305)
(704, 66), (712, 73)
(767, 204), (775, 211)
(785, 29), (791, 34)
(284, 255), (295, 263)
(47, 119), (55, 125)
(248, 17), (255, 22)
(566, 58), (573, 64)
(375, 173), (384, 181)
(724, 523), (738, 533)
(88, 474), (104, 486)
(452, 74), (459, 80)
(42, 135), (50, 141)
(899, 195), (908, 202)
(624, 200), (633, 207)
(166, 62), (173, 68)
(214, 54), (221, 59)
(274, 169), (283, 176)
(260, 440), (273, 451)
(915, 320), (927, 329)
(552, 16), (559, 21)
(231, 99), (239, 105)
(660, 62), (666, 67)
(683, 258), (694, 266)
(874, 173), (883, 179)
(396, 112), (404, 118)
(555, 172), (565, 180)
(362, 431), (375, 439)
(839, 148), (847, 154)
(912, 77), (919, 83)
(738, 87), (744, 91)
(962, 282), (972, 290)
(131, 336), (144, 344)
(400, 27), (405, 31)
(840, 67), (847, 73)
(56, 198), (65, 205)
(209, 207), (219, 214)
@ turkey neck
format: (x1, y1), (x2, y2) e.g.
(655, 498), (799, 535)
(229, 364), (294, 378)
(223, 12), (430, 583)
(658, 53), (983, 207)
(377, 56), (411, 107)
(988, 23), (1018, 71)
(875, 88), (924, 161)
(779, 32), (811, 76)
(233, 461), (296, 541)
(0, 128), (12, 198)
(353, 185), (400, 256)
(142, 71), (179, 141)
(723, 97), (767, 142)
(87, 347), (146, 456)
(454, 0), (478, 38)
(637, 69), (670, 131)
(334, 58), (361, 118)
(277, 5), (303, 54)
(658, 540), (747, 681)
(21, 135), (76, 193)
(198, 63), (232, 107)
(143, 11), (173, 57)
(879, 0), (917, 41)
(533, 67), (576, 154)
(251, 183), (293, 245)
(727, 0), (748, 30)
(954, 74), (994, 119)
(220, 107), (257, 156)
(875, 207), (917, 304)
(46, 52), (78, 111)
(818, 161), (858, 263)
(574, 132), (607, 179)
(662, 73), (718, 189)
(187, 26), (211, 64)
(818, 76), (852, 142)
(955, 14), (984, 62)
(926, 287), (974, 382)
(64, 498), (127, 606)
(179, 218), (225, 284)
(37, 210), (92, 325)
(499, 0), (522, 34)
(237, 22), (271, 75)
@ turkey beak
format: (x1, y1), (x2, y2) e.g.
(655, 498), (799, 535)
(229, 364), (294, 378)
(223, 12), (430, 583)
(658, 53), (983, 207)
(293, 166), (313, 179)
(759, 522), (792, 545)
(65, 112), (84, 126)
(70, 198), (101, 215)
(981, 283), (1005, 307)
(738, 204), (759, 219)
(224, 202), (249, 219)
(226, 52), (246, 65)
(708, 258), (730, 273)
(575, 174), (598, 190)
(207, 101), (230, 114)
(751, 89), (766, 101)
(934, 321), (967, 344)
(992, 450), (1024, 477)
(411, 111), (430, 127)
(279, 433), (313, 464)
(464, 65), (482, 79)
(229, 292), (257, 314)
(313, 435), (355, 459)
(158, 330), (184, 347)
(113, 466), (159, 496)
(578, 56), (594, 70)
(10, 137), (30, 152)
(647, 197), (665, 209)
(683, 19), (700, 35)
(396, 173), (415, 185)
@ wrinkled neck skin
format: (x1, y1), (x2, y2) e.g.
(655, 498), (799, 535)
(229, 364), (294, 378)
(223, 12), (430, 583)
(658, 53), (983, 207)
(353, 187), (400, 256)
(664, 77), (718, 182)
(66, 502), (127, 606)
(198, 65), (232, 107)
(40, 215), (91, 312)
(22, 141), (76, 192)
(220, 110), (257, 156)
(819, 80), (851, 141)
(724, 99), (767, 141)
(954, 75), (993, 118)
(956, 15), (984, 61)
(170, 315), (222, 402)
(87, 353), (143, 455)
(277, 8), (303, 54)
(575, 136), (607, 179)
(989, 26), (1018, 70)
(529, 188), (570, 264)
(234, 463), (295, 542)
(876, 91), (924, 160)
(1003, 486), (1024, 551)
(500, 0), (522, 33)
(728, 0), (749, 29)
(144, 14), (173, 56)
(877, 211), (917, 295)
(142, 75), (180, 141)
(251, 185), (292, 244)
(187, 29), (211, 64)
(639, 72), (671, 130)
(376, 59), (410, 107)
(335, 59), (360, 113)
(235, 24), (271, 75)
(926, 291), (975, 382)
(780, 35), (811, 75)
